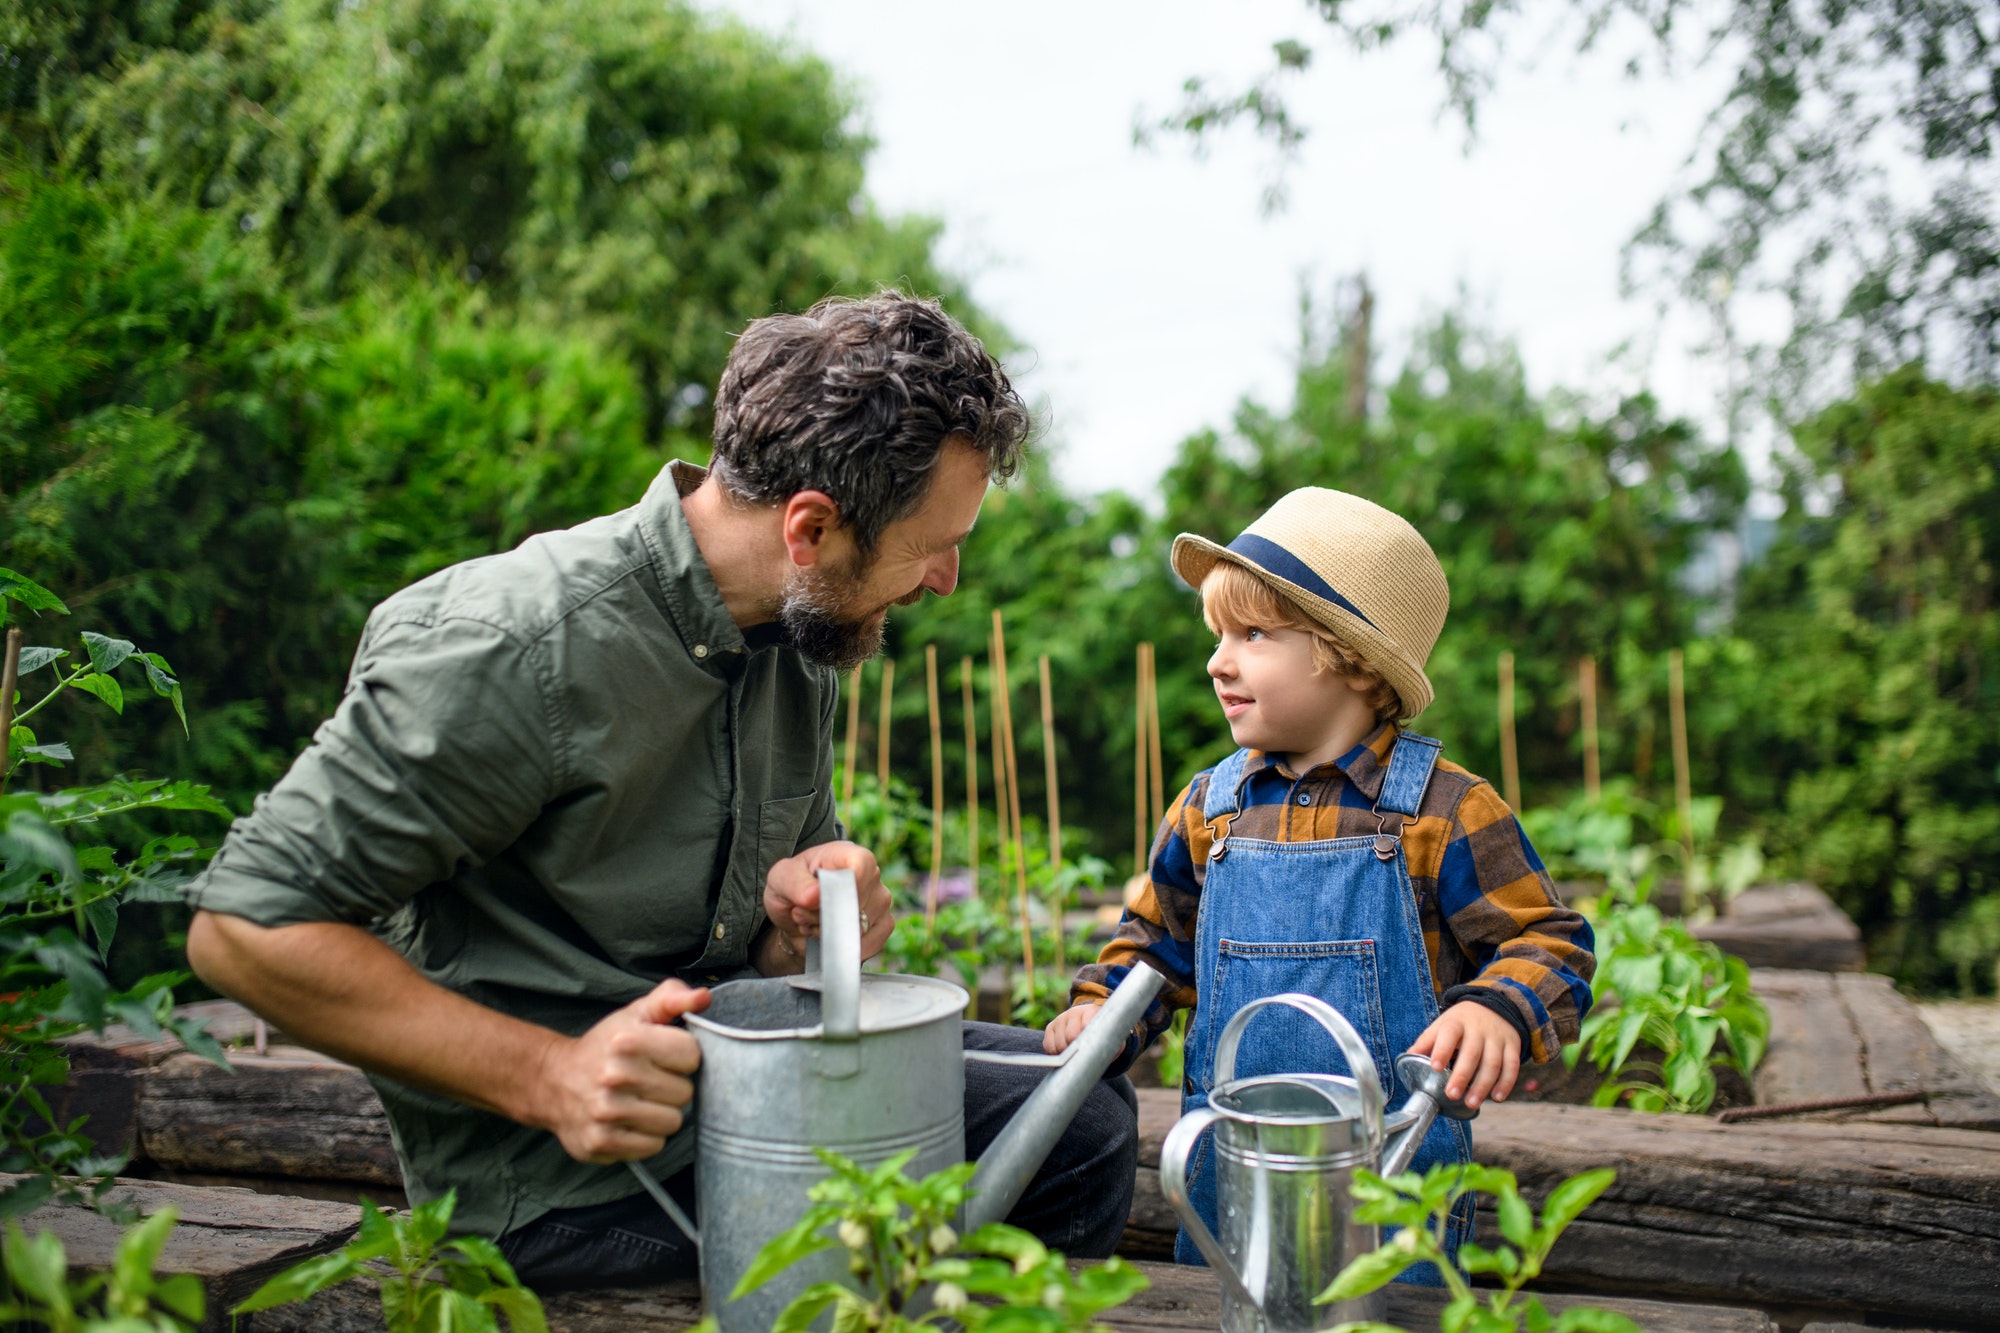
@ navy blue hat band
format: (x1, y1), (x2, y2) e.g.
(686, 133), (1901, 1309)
(1225, 533), (1377, 630)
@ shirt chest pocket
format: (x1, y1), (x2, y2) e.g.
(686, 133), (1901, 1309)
(756, 792), (820, 889)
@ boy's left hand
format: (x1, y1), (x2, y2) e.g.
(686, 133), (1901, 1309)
(1409, 1000), (1521, 1110)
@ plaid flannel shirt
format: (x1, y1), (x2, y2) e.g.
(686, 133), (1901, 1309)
(1073, 723), (1595, 1065)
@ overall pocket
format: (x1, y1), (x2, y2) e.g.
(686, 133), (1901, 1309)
(1207, 938), (1393, 1090)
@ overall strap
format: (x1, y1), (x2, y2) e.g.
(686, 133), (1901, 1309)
(1201, 749), (1254, 819)
(1371, 731), (1442, 861)
(1200, 749), (1254, 862)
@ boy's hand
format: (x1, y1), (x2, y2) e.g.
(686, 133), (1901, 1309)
(1043, 1002), (1102, 1055)
(1409, 1000), (1522, 1110)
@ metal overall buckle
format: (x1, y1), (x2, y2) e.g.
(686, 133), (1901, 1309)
(1373, 809), (1406, 861)
(1208, 810), (1239, 862)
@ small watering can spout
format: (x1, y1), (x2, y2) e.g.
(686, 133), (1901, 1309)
(958, 963), (1168, 1231)
(1378, 1053), (1479, 1177)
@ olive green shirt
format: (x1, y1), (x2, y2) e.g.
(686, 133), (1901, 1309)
(185, 461), (842, 1236)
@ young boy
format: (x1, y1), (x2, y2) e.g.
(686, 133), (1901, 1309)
(1045, 487), (1596, 1280)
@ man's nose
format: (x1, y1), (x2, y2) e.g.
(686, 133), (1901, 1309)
(922, 547), (960, 598)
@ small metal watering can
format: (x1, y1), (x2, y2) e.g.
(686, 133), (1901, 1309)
(1159, 994), (1478, 1333)
(629, 869), (1165, 1333)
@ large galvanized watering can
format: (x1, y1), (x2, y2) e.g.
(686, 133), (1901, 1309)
(1158, 994), (1478, 1333)
(630, 869), (1166, 1333)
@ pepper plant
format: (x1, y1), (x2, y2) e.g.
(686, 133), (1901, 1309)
(1567, 892), (1768, 1114)
(1, 571), (230, 1218)
(735, 1147), (1148, 1333)
(1317, 1163), (1638, 1333)
(232, 1191), (547, 1333)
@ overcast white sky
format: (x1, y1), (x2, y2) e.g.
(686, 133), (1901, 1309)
(709, 0), (1737, 499)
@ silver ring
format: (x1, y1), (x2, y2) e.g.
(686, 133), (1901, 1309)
(859, 910), (871, 933)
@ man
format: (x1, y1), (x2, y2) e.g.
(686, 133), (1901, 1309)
(184, 292), (1138, 1288)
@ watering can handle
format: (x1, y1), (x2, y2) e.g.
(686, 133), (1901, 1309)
(1158, 1107), (1261, 1312)
(806, 868), (862, 1043)
(1212, 993), (1385, 1155)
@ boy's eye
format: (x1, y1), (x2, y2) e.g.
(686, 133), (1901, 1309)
(1245, 627), (1266, 641)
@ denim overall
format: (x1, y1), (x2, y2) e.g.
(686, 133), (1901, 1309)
(1174, 731), (1474, 1285)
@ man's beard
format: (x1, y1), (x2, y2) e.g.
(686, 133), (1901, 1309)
(778, 555), (885, 672)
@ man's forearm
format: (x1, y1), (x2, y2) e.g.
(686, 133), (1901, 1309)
(186, 911), (562, 1129)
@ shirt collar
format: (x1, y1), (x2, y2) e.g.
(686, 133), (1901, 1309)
(1243, 721), (1401, 799)
(635, 461), (750, 667)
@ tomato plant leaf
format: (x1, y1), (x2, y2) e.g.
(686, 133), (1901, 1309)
(0, 571), (68, 618)
(69, 673), (124, 715)
(80, 633), (136, 677)
(231, 1251), (361, 1313)
(15, 647), (66, 675)
(1540, 1168), (1616, 1235)
(1316, 1242), (1412, 1302)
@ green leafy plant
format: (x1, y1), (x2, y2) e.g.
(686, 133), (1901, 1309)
(1317, 1164), (1638, 1333)
(2, 573), (231, 1219)
(737, 1148), (1147, 1333)
(1522, 780), (1763, 916)
(233, 1191), (546, 1333)
(1569, 900), (1769, 1114)
(0, 1206), (205, 1332)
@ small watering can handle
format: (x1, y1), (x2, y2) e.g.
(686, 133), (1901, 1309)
(1158, 1107), (1262, 1312)
(809, 868), (861, 1044)
(1212, 993), (1385, 1154)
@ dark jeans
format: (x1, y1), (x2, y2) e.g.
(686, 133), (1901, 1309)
(498, 1021), (1140, 1290)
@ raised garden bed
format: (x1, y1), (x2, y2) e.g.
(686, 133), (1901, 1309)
(48, 973), (2000, 1327)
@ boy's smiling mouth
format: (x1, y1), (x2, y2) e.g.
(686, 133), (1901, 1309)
(1217, 689), (1254, 719)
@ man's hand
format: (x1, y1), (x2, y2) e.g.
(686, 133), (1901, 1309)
(1043, 1002), (1102, 1056)
(531, 979), (710, 1164)
(760, 840), (893, 973)
(1409, 999), (1522, 1110)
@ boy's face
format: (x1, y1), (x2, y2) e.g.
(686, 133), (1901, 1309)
(1206, 619), (1381, 769)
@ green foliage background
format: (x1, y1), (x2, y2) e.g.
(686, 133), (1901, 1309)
(3, 0), (1996, 993)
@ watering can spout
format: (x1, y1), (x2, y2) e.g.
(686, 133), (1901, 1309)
(1378, 1052), (1479, 1177)
(958, 962), (1169, 1232)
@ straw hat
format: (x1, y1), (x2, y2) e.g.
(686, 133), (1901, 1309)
(1171, 489), (1449, 719)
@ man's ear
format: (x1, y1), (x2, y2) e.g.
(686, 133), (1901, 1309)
(780, 490), (842, 569)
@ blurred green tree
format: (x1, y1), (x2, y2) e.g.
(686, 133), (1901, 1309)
(6, 0), (978, 441)
(1732, 369), (2000, 990)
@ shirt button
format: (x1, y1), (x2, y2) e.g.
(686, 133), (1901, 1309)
(714, 922), (727, 940)
(693, 644), (709, 660)
(1296, 792), (1312, 806)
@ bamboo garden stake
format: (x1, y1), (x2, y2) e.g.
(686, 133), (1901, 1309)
(1152, 647), (1166, 836)
(987, 629), (1011, 871)
(876, 658), (895, 790)
(1579, 656), (1602, 804)
(992, 610), (1034, 981)
(1669, 648), (1696, 885)
(986, 628), (1013, 1019)
(0, 628), (20, 790)
(1134, 643), (1150, 876)
(962, 655), (979, 898)
(841, 664), (863, 808)
(1498, 650), (1522, 811)
(1038, 654), (1065, 976)
(926, 646), (945, 928)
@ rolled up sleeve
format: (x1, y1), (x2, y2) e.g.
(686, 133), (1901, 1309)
(186, 614), (557, 928)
